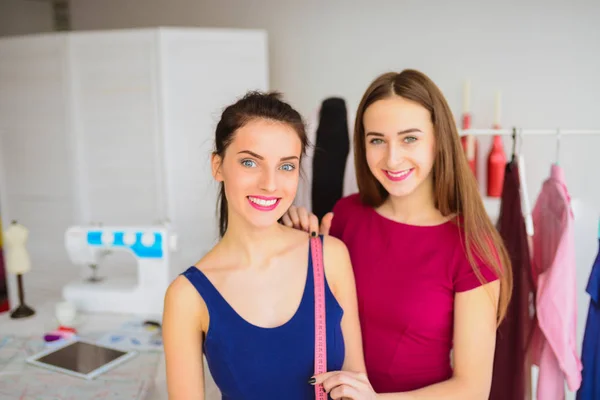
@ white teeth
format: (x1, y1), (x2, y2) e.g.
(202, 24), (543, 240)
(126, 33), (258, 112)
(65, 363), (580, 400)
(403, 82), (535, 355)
(387, 169), (410, 177)
(249, 197), (277, 206)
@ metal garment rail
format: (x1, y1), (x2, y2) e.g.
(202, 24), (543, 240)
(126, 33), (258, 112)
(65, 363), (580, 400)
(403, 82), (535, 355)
(459, 128), (600, 158)
(460, 128), (600, 136)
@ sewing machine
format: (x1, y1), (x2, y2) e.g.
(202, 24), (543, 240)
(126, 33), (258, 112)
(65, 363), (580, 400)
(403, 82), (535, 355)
(62, 225), (177, 316)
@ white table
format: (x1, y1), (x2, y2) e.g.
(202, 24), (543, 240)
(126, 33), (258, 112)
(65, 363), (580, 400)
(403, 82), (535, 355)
(0, 272), (223, 400)
(0, 302), (169, 399)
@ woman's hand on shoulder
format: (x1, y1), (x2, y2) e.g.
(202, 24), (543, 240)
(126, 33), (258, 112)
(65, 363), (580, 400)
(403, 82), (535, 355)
(162, 274), (207, 399)
(280, 205), (334, 236)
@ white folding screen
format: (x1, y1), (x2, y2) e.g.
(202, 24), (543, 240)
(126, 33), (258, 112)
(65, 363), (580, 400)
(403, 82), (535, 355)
(0, 34), (77, 306)
(0, 27), (268, 307)
(0, 35), (76, 278)
(69, 30), (166, 226)
(159, 28), (269, 272)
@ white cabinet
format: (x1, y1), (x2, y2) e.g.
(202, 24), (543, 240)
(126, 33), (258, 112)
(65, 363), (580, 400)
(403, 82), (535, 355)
(0, 28), (268, 307)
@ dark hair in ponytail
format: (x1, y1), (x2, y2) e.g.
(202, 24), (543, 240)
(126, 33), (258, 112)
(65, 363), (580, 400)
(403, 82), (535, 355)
(213, 91), (308, 237)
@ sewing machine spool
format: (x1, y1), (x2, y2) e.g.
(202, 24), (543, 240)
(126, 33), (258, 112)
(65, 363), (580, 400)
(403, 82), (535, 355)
(63, 225), (177, 316)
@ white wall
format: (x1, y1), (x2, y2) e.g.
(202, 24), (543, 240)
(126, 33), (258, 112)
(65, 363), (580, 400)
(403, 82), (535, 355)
(70, 0), (600, 121)
(0, 0), (53, 37)
(68, 0), (600, 207)
(18, 0), (600, 397)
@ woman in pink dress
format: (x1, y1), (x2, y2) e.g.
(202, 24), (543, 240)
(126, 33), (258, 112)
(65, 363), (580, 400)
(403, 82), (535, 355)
(282, 70), (513, 399)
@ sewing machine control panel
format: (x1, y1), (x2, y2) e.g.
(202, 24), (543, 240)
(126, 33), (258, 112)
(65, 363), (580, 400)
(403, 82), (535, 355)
(86, 230), (168, 258)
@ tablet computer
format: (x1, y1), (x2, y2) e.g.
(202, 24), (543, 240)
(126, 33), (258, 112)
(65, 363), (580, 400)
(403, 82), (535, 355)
(25, 339), (137, 379)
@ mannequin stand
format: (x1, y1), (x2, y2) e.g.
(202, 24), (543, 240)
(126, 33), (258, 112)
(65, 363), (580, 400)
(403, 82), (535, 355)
(10, 274), (35, 319)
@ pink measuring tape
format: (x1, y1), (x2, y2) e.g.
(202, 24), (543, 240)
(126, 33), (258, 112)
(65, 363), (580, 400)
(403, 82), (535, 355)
(310, 236), (327, 399)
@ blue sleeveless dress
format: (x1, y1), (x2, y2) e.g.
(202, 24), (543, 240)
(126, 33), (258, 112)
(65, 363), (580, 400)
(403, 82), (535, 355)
(181, 236), (345, 399)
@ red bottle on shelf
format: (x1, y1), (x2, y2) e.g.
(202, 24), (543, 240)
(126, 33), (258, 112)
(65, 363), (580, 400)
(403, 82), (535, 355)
(487, 131), (506, 197)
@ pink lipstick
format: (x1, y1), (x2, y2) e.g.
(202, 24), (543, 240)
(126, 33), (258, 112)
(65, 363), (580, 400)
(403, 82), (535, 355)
(383, 168), (413, 182)
(247, 196), (281, 211)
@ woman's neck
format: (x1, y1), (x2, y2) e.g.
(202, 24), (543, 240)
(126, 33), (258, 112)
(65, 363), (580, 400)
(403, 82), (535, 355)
(219, 214), (289, 269)
(381, 177), (445, 226)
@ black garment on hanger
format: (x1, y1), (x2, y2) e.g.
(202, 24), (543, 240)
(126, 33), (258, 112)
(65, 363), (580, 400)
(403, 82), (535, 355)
(311, 97), (349, 221)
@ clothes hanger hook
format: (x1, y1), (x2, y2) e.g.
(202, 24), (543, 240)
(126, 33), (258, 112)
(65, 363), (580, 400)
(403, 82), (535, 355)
(555, 128), (561, 165)
(511, 127), (517, 161)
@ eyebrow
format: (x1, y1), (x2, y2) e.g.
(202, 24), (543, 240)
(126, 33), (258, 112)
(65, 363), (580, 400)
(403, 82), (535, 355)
(237, 150), (299, 161)
(365, 128), (423, 137)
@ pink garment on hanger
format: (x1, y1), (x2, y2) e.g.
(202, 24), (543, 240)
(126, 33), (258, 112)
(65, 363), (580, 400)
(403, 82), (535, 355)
(531, 164), (582, 399)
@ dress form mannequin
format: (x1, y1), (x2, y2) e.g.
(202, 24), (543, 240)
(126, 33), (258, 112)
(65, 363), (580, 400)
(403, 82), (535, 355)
(4, 220), (35, 318)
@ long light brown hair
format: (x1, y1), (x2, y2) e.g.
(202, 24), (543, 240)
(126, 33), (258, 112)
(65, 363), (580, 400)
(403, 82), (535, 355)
(353, 70), (512, 324)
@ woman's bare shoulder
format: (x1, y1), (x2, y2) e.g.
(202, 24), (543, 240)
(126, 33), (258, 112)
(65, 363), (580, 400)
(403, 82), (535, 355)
(165, 275), (203, 314)
(164, 259), (214, 332)
(320, 235), (353, 294)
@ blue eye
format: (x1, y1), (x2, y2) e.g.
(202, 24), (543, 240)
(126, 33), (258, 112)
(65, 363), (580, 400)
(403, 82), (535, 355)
(280, 163), (296, 171)
(404, 136), (417, 143)
(369, 138), (384, 145)
(241, 159), (256, 168)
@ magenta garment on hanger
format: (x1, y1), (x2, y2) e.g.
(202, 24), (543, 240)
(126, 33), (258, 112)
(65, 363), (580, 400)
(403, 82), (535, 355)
(530, 164), (582, 399)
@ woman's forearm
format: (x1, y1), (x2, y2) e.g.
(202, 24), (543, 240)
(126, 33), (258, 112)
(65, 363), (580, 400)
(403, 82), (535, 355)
(377, 377), (489, 400)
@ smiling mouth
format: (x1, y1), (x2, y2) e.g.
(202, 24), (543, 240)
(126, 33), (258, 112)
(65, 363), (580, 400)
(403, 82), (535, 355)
(247, 196), (281, 211)
(383, 168), (414, 182)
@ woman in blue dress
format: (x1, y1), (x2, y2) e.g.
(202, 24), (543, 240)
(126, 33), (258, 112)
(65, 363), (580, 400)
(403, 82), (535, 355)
(162, 91), (366, 399)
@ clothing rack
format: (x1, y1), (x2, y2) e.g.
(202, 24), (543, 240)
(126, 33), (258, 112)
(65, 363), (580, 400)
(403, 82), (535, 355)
(460, 128), (600, 136)
(458, 128), (600, 237)
(459, 128), (600, 164)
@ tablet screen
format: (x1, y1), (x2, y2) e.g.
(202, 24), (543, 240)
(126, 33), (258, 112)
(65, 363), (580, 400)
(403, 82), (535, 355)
(35, 341), (129, 375)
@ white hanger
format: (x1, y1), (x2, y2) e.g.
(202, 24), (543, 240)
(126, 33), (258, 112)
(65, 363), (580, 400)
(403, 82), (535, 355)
(517, 128), (534, 237)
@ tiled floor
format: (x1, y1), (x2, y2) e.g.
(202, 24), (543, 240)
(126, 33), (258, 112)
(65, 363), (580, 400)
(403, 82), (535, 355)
(0, 270), (221, 399)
